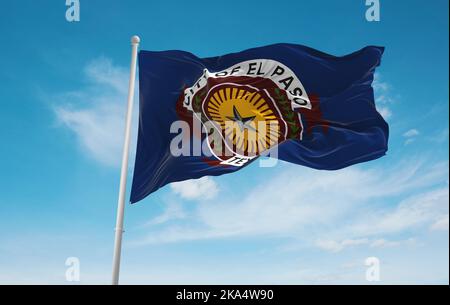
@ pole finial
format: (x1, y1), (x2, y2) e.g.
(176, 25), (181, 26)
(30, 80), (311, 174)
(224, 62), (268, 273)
(131, 35), (141, 45)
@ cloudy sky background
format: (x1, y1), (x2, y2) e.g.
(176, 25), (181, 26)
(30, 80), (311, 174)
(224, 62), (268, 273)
(0, 0), (448, 284)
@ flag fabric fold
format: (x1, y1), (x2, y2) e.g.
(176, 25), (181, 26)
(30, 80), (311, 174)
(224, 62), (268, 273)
(130, 43), (388, 204)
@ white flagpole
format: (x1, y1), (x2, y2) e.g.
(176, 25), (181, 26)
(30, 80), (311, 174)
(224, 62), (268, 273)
(111, 35), (140, 285)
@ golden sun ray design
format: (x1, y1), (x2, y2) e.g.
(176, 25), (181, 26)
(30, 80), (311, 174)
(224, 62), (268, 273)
(205, 86), (282, 155)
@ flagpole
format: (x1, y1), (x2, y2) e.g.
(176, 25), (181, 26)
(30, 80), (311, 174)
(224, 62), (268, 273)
(111, 35), (140, 285)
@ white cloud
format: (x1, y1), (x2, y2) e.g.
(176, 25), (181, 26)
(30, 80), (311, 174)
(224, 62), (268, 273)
(377, 106), (392, 120)
(131, 159), (449, 250)
(404, 138), (415, 145)
(373, 73), (394, 103)
(430, 214), (449, 231)
(54, 57), (136, 167)
(403, 129), (420, 138)
(84, 58), (129, 95)
(370, 238), (416, 249)
(143, 201), (186, 226)
(348, 187), (448, 235)
(373, 73), (395, 120)
(315, 238), (369, 253)
(314, 237), (417, 253)
(403, 129), (420, 145)
(170, 177), (219, 200)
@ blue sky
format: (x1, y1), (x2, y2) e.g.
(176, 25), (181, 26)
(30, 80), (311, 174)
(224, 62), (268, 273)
(0, 0), (448, 284)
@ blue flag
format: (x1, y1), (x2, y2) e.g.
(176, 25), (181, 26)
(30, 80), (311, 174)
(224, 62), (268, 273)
(130, 44), (388, 203)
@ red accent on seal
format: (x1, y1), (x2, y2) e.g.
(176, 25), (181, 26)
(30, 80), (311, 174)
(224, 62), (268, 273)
(297, 94), (330, 135)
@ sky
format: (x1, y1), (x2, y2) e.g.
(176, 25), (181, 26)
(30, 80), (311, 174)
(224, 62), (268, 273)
(0, 0), (448, 284)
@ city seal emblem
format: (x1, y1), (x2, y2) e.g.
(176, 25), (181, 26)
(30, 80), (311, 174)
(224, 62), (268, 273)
(182, 59), (312, 167)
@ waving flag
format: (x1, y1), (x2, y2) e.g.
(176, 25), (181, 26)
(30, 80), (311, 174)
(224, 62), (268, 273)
(130, 44), (388, 203)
